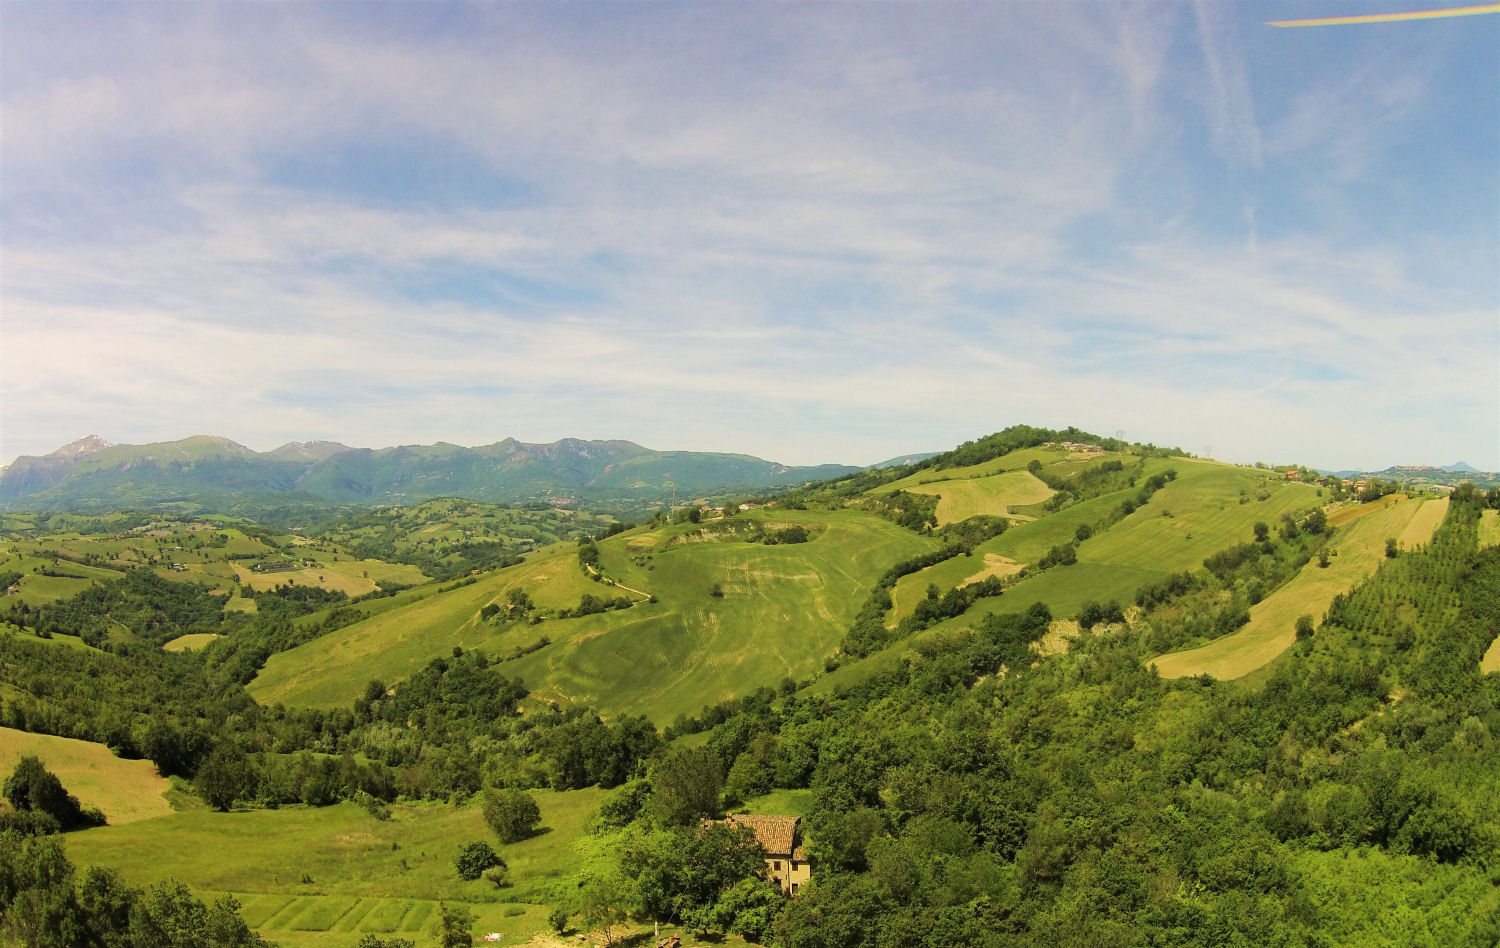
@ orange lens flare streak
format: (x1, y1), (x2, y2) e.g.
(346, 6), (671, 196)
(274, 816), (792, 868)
(1268, 3), (1500, 26)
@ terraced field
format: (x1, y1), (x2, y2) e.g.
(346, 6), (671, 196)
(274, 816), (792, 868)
(65, 790), (603, 947)
(251, 509), (935, 722)
(0, 726), (172, 824)
(1150, 496), (1437, 680)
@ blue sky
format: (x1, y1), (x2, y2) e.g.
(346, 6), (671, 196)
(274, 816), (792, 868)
(2, 1), (1496, 471)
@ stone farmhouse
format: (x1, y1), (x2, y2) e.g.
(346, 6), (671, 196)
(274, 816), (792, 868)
(721, 814), (811, 895)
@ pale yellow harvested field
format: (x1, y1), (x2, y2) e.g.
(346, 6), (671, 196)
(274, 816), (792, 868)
(0, 727), (172, 824)
(961, 553), (1023, 586)
(907, 470), (1054, 526)
(1482, 635), (1500, 675)
(1037, 618), (1080, 656)
(1152, 498), (1432, 681)
(1479, 510), (1500, 549)
(163, 632), (222, 652)
(1398, 498), (1448, 550)
(1327, 494), (1402, 528)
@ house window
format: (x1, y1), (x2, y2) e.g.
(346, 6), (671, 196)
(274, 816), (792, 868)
(791, 884), (799, 895)
(772, 860), (781, 871)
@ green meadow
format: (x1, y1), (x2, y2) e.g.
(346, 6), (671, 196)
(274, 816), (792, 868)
(902, 470), (1055, 526)
(1480, 508), (1500, 548)
(65, 789), (604, 947)
(251, 509), (935, 723)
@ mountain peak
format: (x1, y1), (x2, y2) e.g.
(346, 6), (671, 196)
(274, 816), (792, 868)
(267, 440), (355, 462)
(49, 435), (112, 460)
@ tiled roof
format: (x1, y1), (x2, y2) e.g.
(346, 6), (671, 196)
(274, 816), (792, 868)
(723, 814), (800, 856)
(791, 845), (807, 861)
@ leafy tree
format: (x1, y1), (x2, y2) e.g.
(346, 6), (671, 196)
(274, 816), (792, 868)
(1295, 614), (1315, 639)
(649, 746), (723, 827)
(356, 936), (415, 948)
(195, 747), (252, 812)
(481, 864), (508, 888)
(579, 868), (630, 945)
(1304, 507), (1328, 535)
(454, 840), (502, 881)
(715, 877), (785, 942)
(483, 787), (541, 843)
(432, 901), (476, 947)
(3, 756), (103, 831)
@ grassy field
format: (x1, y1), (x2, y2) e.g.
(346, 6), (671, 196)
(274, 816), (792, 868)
(889, 552), (1023, 623)
(1480, 509), (1500, 549)
(66, 789), (605, 947)
(876, 446), (1063, 493)
(1482, 636), (1500, 675)
(251, 510), (935, 723)
(902, 470), (1054, 526)
(1079, 460), (1321, 575)
(163, 632), (224, 652)
(233, 558), (427, 597)
(1150, 496), (1435, 680)
(1397, 498), (1449, 550)
(0, 727), (172, 824)
(736, 788), (816, 817)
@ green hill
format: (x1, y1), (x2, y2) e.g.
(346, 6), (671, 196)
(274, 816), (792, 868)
(249, 508), (935, 722)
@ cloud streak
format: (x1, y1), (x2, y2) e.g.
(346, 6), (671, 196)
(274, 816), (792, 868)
(1, 2), (1495, 472)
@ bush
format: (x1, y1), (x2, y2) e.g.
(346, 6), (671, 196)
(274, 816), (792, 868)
(483, 864), (510, 888)
(455, 840), (503, 880)
(1295, 615), (1315, 639)
(483, 787), (542, 843)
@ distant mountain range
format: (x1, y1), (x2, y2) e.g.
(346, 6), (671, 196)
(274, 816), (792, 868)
(0, 435), (862, 514)
(1313, 462), (1497, 490)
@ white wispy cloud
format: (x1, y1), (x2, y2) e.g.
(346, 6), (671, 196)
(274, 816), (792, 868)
(1, 2), (1494, 471)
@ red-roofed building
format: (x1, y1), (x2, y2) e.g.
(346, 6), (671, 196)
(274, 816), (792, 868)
(720, 814), (811, 895)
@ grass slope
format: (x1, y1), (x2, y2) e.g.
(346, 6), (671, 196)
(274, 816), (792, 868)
(251, 510), (934, 723)
(821, 461), (1325, 694)
(0, 726), (172, 824)
(1480, 509), (1500, 549)
(65, 791), (604, 947)
(903, 470), (1054, 526)
(163, 632), (223, 652)
(1150, 496), (1435, 680)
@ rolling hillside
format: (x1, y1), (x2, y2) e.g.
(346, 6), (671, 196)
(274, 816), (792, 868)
(1, 425), (1495, 948)
(248, 509), (935, 722)
(1150, 494), (1444, 680)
